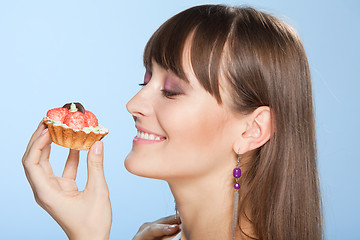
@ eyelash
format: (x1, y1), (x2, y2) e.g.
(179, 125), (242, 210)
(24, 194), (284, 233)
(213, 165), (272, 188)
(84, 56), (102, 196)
(138, 83), (181, 99)
(161, 90), (181, 98)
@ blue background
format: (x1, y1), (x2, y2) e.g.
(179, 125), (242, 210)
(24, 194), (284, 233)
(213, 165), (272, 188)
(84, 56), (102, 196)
(0, 0), (359, 239)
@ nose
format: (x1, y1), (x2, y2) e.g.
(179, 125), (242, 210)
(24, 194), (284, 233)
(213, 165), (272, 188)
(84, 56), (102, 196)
(126, 87), (153, 118)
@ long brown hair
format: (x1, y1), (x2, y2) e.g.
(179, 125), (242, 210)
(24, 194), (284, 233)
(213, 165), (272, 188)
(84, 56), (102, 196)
(144, 5), (323, 240)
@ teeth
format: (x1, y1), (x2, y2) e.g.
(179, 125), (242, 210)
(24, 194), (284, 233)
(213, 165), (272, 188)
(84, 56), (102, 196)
(137, 130), (162, 140)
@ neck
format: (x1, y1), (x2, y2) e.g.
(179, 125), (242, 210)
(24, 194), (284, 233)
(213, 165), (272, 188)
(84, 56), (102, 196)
(168, 170), (234, 240)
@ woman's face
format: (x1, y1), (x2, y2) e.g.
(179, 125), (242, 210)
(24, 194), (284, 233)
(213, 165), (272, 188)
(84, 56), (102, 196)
(125, 60), (239, 181)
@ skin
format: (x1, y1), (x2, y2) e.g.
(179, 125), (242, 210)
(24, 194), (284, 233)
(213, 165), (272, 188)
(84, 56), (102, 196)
(22, 45), (272, 240)
(125, 61), (238, 181)
(22, 123), (112, 240)
(22, 123), (178, 240)
(126, 54), (272, 239)
(132, 215), (181, 240)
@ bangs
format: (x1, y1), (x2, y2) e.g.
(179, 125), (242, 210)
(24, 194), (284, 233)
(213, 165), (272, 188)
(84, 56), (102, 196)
(143, 5), (236, 103)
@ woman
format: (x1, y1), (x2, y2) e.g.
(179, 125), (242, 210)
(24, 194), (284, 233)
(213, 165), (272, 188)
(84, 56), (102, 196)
(22, 5), (323, 240)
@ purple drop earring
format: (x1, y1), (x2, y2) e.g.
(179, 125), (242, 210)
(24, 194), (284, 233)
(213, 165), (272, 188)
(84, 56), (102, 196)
(232, 153), (241, 240)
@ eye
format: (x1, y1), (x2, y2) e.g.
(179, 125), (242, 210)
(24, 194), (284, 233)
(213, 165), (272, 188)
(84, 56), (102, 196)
(161, 76), (185, 99)
(139, 70), (152, 87)
(161, 90), (182, 98)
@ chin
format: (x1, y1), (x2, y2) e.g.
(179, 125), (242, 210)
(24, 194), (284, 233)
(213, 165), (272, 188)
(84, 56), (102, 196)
(124, 152), (164, 180)
(124, 149), (196, 181)
(124, 152), (143, 176)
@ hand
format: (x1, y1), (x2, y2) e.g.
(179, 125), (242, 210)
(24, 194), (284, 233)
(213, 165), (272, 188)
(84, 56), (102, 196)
(22, 122), (112, 240)
(133, 215), (181, 240)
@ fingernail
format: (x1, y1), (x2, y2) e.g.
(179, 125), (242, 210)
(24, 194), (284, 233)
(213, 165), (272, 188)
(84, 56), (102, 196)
(40, 128), (48, 136)
(38, 120), (44, 128)
(166, 225), (178, 232)
(92, 141), (103, 155)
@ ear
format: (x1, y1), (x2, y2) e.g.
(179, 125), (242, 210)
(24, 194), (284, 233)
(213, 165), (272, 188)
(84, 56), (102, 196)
(233, 106), (272, 154)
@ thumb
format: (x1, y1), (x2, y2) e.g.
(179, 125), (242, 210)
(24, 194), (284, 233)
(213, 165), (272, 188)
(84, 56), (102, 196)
(86, 141), (108, 194)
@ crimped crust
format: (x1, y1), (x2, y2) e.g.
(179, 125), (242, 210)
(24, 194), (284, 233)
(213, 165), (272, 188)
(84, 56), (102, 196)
(43, 120), (108, 150)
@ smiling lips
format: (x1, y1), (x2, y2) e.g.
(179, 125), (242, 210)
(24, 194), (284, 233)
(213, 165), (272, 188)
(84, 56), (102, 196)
(134, 127), (166, 143)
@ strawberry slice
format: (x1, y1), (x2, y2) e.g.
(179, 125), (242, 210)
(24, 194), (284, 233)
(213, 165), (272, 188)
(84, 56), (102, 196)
(63, 112), (89, 130)
(85, 110), (98, 127)
(47, 107), (69, 122)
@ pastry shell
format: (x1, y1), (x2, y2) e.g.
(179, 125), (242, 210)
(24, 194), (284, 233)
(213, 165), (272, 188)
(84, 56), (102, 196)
(43, 119), (108, 150)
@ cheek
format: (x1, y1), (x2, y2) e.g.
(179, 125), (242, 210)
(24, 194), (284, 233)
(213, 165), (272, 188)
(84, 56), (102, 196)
(168, 98), (225, 133)
(159, 100), (230, 169)
(125, 94), (234, 180)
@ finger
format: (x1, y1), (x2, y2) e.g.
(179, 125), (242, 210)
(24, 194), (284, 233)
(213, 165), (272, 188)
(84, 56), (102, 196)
(23, 129), (53, 191)
(85, 141), (108, 195)
(62, 149), (80, 179)
(24, 121), (46, 157)
(24, 128), (51, 166)
(133, 223), (180, 240)
(137, 215), (180, 232)
(155, 215), (181, 225)
(38, 141), (55, 177)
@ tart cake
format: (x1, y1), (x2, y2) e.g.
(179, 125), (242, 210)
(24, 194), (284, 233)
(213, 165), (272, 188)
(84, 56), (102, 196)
(43, 102), (109, 150)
